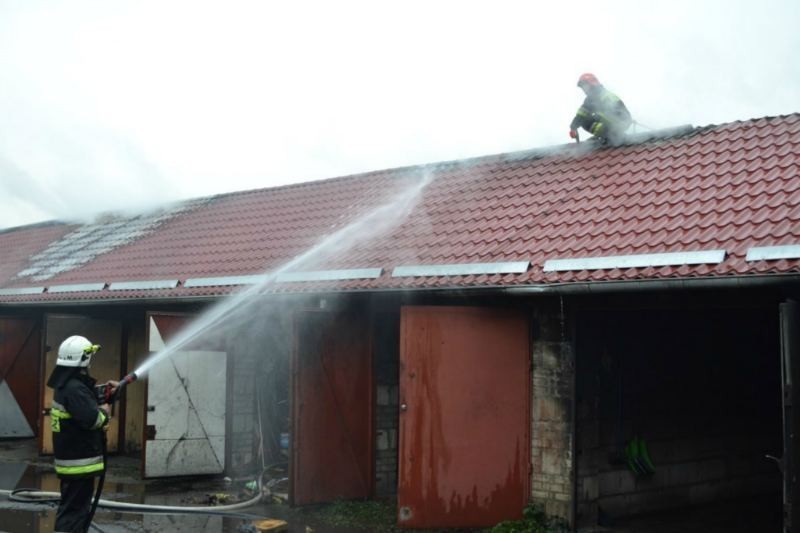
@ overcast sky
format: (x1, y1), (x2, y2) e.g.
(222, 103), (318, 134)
(1, 0), (798, 229)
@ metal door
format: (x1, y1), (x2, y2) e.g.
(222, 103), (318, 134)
(398, 306), (530, 528)
(291, 310), (373, 505)
(144, 313), (227, 477)
(781, 300), (800, 533)
(41, 315), (122, 453)
(0, 317), (41, 438)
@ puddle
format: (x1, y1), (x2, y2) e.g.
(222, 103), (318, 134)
(0, 440), (406, 532)
(0, 463), (397, 532)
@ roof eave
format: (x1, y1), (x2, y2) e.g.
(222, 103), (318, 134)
(2, 272), (800, 308)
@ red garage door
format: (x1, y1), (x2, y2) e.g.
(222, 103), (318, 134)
(291, 310), (373, 505)
(398, 306), (530, 528)
(0, 317), (41, 437)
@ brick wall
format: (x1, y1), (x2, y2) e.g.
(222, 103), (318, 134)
(228, 346), (258, 474)
(531, 303), (575, 522)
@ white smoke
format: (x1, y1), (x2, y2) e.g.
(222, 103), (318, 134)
(1, 0), (797, 229)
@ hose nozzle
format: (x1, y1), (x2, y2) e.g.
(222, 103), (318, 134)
(114, 372), (138, 396)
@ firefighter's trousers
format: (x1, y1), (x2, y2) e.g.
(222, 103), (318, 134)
(55, 477), (94, 532)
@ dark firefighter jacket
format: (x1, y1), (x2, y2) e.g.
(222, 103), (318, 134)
(570, 86), (632, 136)
(49, 370), (108, 477)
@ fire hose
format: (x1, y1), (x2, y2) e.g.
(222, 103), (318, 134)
(0, 484), (264, 517)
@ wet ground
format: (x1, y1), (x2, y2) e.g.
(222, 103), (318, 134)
(0, 438), (784, 532)
(0, 439), (384, 533)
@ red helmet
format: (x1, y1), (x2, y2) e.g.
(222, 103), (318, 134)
(577, 73), (600, 88)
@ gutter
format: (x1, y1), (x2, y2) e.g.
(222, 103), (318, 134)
(501, 273), (800, 295)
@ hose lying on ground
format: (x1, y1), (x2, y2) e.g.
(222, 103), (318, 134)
(0, 486), (264, 518)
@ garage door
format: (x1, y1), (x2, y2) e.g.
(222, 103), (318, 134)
(291, 310), (372, 505)
(398, 306), (530, 528)
(144, 313), (227, 477)
(0, 317), (40, 438)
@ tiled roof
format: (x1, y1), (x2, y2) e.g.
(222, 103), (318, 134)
(2, 114), (800, 303)
(0, 222), (75, 288)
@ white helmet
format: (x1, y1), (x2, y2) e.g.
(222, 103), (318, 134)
(57, 335), (100, 368)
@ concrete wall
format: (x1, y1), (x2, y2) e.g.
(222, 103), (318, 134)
(530, 301), (576, 522)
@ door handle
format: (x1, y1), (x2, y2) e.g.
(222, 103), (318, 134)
(400, 403), (408, 412)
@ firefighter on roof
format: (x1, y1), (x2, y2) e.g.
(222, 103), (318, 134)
(569, 73), (632, 145)
(47, 335), (117, 532)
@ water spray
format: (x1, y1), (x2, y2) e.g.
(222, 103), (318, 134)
(134, 170), (433, 378)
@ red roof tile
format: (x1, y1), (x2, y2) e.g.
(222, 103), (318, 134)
(2, 114), (800, 303)
(0, 222), (75, 286)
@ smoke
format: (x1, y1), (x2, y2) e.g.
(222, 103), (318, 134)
(1, 0), (798, 230)
(0, 117), (180, 228)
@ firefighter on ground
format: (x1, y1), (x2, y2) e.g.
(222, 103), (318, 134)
(47, 335), (118, 532)
(569, 73), (632, 145)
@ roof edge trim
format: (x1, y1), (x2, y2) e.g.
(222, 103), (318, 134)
(746, 245), (800, 262)
(108, 280), (180, 291)
(48, 283), (106, 293)
(543, 250), (726, 272)
(0, 287), (45, 296)
(276, 268), (384, 283)
(392, 261), (530, 277)
(184, 275), (267, 288)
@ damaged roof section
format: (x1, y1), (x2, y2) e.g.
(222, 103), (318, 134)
(1, 114), (800, 303)
(12, 199), (209, 282)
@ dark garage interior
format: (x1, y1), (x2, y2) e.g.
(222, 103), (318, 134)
(576, 302), (783, 532)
